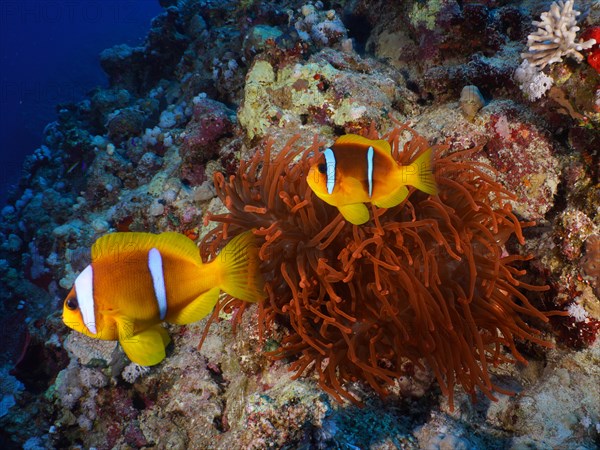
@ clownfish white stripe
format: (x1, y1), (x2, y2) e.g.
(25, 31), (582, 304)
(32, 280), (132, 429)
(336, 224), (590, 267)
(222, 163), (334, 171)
(75, 264), (96, 335)
(324, 147), (336, 195)
(366, 146), (374, 198)
(148, 248), (167, 320)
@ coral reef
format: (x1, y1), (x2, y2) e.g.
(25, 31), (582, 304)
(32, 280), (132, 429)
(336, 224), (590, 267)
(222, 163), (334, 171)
(237, 48), (417, 141)
(515, 0), (600, 110)
(294, 4), (349, 49)
(180, 96), (235, 186)
(1, 0), (599, 448)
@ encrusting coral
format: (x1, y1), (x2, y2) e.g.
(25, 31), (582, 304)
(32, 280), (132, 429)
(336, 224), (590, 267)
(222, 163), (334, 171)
(199, 123), (565, 410)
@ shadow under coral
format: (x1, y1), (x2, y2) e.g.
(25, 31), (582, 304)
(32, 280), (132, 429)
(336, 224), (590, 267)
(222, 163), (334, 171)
(200, 123), (561, 410)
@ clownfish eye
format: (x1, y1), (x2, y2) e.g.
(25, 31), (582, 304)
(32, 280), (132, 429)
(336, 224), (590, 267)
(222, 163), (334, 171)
(66, 296), (78, 311)
(318, 163), (327, 174)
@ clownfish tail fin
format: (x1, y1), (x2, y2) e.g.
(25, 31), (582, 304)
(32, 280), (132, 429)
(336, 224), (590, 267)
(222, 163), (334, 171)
(216, 231), (265, 303)
(407, 148), (438, 196)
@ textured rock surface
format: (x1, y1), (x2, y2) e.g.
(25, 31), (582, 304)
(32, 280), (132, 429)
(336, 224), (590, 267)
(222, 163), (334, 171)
(238, 48), (418, 141)
(1, 0), (599, 449)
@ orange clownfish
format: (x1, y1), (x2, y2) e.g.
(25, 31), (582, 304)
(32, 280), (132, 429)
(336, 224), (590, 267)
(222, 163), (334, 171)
(306, 134), (438, 225)
(62, 231), (264, 366)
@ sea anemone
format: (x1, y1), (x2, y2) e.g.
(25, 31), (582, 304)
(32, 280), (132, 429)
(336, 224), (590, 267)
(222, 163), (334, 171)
(200, 123), (559, 409)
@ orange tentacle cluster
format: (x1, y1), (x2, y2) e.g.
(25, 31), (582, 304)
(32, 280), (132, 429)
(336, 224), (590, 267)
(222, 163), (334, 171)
(200, 124), (557, 409)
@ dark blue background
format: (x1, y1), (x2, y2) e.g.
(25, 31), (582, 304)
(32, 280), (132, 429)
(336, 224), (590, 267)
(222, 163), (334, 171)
(0, 0), (163, 205)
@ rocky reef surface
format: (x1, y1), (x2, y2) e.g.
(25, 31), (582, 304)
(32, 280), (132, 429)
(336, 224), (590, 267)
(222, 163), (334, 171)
(1, 0), (599, 449)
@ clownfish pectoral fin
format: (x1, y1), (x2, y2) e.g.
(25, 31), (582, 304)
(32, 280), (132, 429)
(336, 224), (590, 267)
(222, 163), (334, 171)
(117, 323), (171, 366)
(170, 286), (221, 325)
(338, 203), (370, 225)
(373, 185), (409, 209)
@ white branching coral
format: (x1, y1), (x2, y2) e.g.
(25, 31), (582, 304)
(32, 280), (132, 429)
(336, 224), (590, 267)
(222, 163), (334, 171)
(516, 0), (596, 100)
(522, 0), (596, 69)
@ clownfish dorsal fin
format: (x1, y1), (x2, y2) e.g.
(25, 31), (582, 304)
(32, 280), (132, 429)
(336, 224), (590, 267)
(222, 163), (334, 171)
(334, 134), (392, 155)
(116, 321), (171, 366)
(91, 232), (201, 266)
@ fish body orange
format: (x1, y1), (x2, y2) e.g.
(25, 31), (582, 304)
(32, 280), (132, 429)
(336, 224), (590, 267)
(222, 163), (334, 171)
(307, 134), (438, 224)
(62, 231), (264, 366)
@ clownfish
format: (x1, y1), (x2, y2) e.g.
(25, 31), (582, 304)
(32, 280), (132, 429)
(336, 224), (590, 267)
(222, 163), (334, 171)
(62, 231), (264, 366)
(306, 134), (438, 225)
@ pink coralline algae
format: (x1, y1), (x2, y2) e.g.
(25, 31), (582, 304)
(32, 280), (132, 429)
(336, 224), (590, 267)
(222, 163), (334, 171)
(484, 110), (559, 220)
(95, 387), (147, 448)
(552, 277), (600, 349)
(557, 210), (595, 262)
(180, 98), (234, 186)
(581, 235), (600, 297)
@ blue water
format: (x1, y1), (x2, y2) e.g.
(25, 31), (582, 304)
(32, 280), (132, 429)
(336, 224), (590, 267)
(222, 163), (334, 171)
(0, 0), (163, 205)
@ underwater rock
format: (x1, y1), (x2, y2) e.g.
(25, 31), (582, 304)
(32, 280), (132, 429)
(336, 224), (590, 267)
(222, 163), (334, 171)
(89, 88), (134, 132)
(99, 45), (147, 94)
(180, 97), (235, 186)
(134, 152), (164, 185)
(581, 235), (600, 297)
(487, 340), (600, 449)
(483, 105), (560, 221)
(557, 209), (596, 261)
(64, 333), (118, 367)
(0, 368), (23, 419)
(415, 411), (485, 449)
(106, 107), (146, 143)
(294, 3), (348, 49)
(364, 0), (558, 105)
(238, 48), (418, 140)
(242, 24), (285, 59)
(412, 100), (561, 221)
(100, 7), (191, 96)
